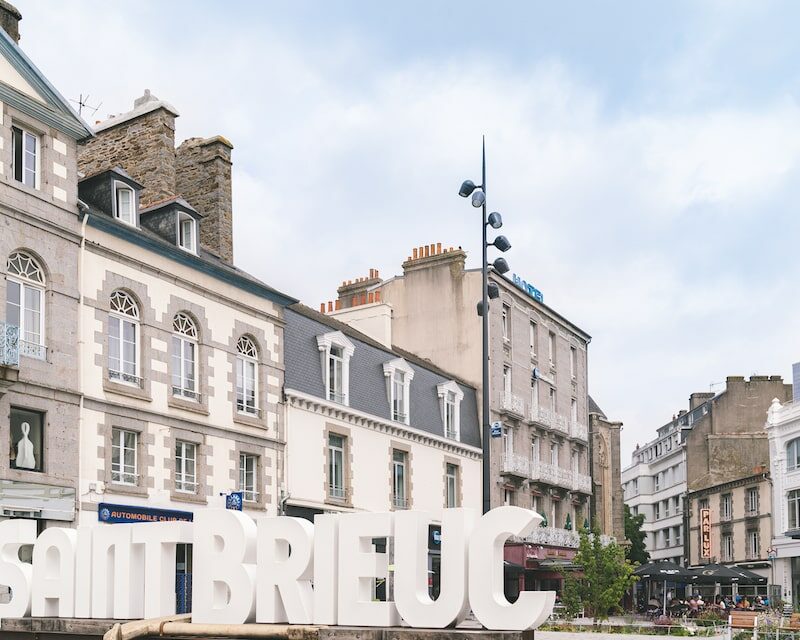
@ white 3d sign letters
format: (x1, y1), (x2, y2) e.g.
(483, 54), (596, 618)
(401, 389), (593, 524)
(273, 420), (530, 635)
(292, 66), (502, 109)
(0, 506), (555, 630)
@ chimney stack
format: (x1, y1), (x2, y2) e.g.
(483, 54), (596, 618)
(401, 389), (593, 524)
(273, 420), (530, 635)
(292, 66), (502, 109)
(78, 90), (179, 208)
(402, 242), (466, 275)
(176, 136), (234, 263)
(0, 1), (21, 43)
(336, 268), (383, 309)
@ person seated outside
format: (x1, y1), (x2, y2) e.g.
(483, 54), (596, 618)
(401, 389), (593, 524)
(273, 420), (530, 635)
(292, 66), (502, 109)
(697, 595), (705, 608)
(688, 596), (699, 617)
(717, 596), (727, 612)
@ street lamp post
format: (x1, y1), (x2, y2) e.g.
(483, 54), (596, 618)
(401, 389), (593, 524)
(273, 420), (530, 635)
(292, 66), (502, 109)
(459, 137), (511, 514)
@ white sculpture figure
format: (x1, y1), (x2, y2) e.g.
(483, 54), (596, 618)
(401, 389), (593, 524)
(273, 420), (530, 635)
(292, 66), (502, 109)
(16, 422), (35, 470)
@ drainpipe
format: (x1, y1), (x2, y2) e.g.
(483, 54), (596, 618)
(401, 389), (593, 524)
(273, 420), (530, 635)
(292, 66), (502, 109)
(77, 200), (89, 519)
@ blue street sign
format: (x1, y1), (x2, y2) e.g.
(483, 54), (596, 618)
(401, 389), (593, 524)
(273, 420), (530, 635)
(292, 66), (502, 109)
(98, 502), (193, 524)
(226, 492), (244, 511)
(490, 421), (502, 438)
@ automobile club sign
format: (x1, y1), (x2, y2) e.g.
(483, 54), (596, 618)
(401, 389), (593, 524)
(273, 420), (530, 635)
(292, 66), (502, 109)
(0, 506), (555, 631)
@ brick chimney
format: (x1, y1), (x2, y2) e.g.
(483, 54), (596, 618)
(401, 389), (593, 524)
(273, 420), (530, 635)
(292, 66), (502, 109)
(78, 90), (179, 208)
(176, 136), (234, 263)
(336, 268), (382, 309)
(0, 1), (21, 43)
(401, 243), (466, 276)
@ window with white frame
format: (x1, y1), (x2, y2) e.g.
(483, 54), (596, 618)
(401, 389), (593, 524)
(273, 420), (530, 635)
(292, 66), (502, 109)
(654, 472), (661, 491)
(664, 527), (671, 547)
(571, 398), (577, 425)
(501, 305), (510, 342)
(445, 463), (459, 508)
(550, 441), (559, 466)
(789, 490), (800, 530)
(383, 358), (414, 424)
(172, 313), (199, 400)
(570, 347), (577, 379)
(239, 452), (258, 502)
(788, 438), (800, 471)
(175, 440), (197, 493)
(114, 182), (135, 225)
(6, 251), (46, 359)
(108, 290), (140, 386)
(571, 450), (579, 474)
(747, 529), (760, 559)
(502, 365), (511, 398)
(328, 433), (346, 499)
(721, 493), (732, 521)
(549, 386), (556, 412)
(236, 336), (258, 415)
(529, 320), (537, 356)
(721, 533), (733, 561)
(111, 427), (137, 485)
(437, 381), (463, 440)
(504, 488), (515, 506)
(548, 331), (556, 367)
(317, 331), (354, 406)
(747, 486), (759, 514)
(503, 425), (513, 457)
(530, 436), (539, 466)
(654, 502), (661, 520)
(178, 213), (197, 253)
(392, 450), (408, 509)
(12, 126), (39, 189)
(664, 498), (670, 518)
(531, 379), (539, 413)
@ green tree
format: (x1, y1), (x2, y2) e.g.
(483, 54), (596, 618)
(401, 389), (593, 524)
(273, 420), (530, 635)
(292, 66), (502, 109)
(561, 524), (638, 624)
(624, 504), (650, 566)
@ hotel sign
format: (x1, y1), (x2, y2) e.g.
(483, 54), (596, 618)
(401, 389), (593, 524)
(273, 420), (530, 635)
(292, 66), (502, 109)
(700, 508), (711, 558)
(512, 274), (544, 303)
(0, 506), (554, 631)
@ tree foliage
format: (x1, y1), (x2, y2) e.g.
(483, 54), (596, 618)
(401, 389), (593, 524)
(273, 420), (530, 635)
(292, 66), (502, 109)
(561, 524), (638, 623)
(624, 504), (650, 566)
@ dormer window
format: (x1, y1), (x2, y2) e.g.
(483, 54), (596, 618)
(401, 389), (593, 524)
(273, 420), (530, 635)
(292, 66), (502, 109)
(437, 381), (464, 440)
(382, 358), (414, 425)
(114, 182), (135, 225)
(316, 331), (354, 406)
(178, 213), (197, 253)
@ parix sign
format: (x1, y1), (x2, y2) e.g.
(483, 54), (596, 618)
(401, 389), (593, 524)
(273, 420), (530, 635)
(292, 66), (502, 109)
(0, 506), (554, 631)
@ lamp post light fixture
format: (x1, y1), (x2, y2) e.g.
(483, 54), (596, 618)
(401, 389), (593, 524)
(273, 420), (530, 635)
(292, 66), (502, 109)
(458, 137), (511, 515)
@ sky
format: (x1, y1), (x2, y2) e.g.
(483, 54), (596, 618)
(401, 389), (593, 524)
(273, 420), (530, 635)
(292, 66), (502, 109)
(15, 0), (800, 463)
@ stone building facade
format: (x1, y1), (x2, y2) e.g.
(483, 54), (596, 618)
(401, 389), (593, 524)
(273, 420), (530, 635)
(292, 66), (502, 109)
(0, 4), (93, 532)
(589, 398), (625, 542)
(320, 243), (593, 592)
(766, 372), (800, 608)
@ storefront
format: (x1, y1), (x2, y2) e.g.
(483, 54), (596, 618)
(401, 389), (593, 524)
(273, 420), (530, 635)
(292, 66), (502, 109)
(504, 541), (579, 600)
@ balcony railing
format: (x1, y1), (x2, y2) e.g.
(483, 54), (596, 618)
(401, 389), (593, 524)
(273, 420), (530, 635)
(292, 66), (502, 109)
(521, 527), (615, 549)
(501, 393), (526, 417)
(19, 339), (45, 360)
(393, 495), (409, 510)
(109, 369), (144, 387)
(533, 407), (553, 427)
(553, 413), (569, 435)
(573, 472), (592, 493)
(0, 323), (19, 367)
(501, 453), (530, 477)
(570, 421), (589, 442)
(537, 462), (574, 489)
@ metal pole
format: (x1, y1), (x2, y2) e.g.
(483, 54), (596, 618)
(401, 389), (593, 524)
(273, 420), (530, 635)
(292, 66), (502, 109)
(481, 136), (490, 515)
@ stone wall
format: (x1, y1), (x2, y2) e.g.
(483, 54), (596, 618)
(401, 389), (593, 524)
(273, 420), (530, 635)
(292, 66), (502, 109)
(686, 375), (792, 492)
(176, 136), (233, 262)
(78, 106), (177, 208)
(590, 413), (625, 540)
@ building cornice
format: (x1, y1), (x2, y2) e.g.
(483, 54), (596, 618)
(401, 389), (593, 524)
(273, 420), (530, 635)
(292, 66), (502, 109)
(285, 388), (482, 459)
(687, 472), (770, 499)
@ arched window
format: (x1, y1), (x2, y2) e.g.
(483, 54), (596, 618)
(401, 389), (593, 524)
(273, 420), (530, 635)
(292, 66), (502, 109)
(172, 313), (198, 400)
(108, 291), (140, 386)
(6, 251), (45, 359)
(236, 335), (258, 415)
(788, 438), (800, 472)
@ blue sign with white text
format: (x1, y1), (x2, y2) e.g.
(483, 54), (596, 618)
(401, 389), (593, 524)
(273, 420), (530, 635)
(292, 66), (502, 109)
(512, 274), (544, 303)
(490, 422), (502, 438)
(98, 502), (193, 524)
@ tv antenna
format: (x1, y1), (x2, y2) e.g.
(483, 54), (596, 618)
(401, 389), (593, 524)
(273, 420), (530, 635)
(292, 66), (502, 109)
(70, 93), (102, 117)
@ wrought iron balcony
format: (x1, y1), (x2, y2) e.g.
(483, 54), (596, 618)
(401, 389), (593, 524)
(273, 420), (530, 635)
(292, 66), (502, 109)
(0, 323), (19, 367)
(392, 495), (409, 510)
(501, 392), (526, 417)
(109, 369), (144, 387)
(501, 453), (530, 478)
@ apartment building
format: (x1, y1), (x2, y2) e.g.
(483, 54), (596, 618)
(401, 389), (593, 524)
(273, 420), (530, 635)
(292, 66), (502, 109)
(622, 413), (690, 564)
(0, 5), (93, 531)
(624, 375), (791, 574)
(283, 303), (481, 518)
(320, 243), (594, 590)
(766, 365), (800, 608)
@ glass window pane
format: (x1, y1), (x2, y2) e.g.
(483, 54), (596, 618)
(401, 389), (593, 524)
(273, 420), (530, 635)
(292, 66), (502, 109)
(10, 407), (44, 472)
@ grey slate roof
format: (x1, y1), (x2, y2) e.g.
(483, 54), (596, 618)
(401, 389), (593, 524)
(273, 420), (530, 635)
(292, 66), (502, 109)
(285, 304), (481, 448)
(588, 395), (606, 418)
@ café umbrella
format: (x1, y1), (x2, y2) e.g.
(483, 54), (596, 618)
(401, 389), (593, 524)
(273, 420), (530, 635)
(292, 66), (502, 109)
(634, 561), (693, 615)
(688, 563), (744, 584)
